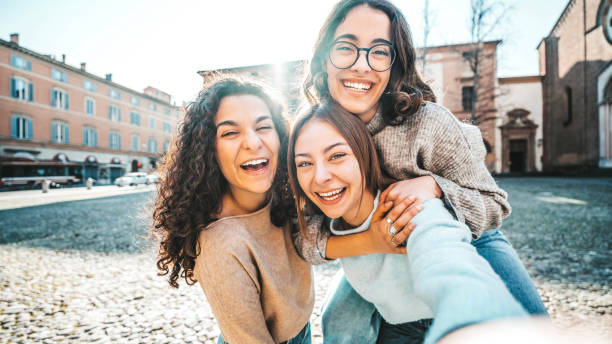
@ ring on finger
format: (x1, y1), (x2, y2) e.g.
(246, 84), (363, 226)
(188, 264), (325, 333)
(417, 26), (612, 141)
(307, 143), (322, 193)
(385, 217), (393, 225)
(388, 223), (399, 236)
(391, 236), (400, 246)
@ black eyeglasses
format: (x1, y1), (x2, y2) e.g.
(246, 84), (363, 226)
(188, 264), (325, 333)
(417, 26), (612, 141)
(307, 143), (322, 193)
(329, 41), (396, 72)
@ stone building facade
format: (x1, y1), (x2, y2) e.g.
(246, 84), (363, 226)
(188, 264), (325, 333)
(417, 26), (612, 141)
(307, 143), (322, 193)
(1, 33), (181, 184)
(538, 0), (612, 171)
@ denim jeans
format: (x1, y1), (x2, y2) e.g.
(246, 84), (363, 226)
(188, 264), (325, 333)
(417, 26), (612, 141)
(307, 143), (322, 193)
(217, 322), (311, 344)
(321, 229), (547, 344)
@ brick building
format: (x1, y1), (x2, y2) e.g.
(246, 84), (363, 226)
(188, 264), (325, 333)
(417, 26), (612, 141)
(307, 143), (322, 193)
(538, 0), (612, 171)
(1, 33), (181, 184)
(198, 41), (505, 172)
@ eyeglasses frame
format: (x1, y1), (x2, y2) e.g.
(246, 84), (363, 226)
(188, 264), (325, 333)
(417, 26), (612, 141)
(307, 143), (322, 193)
(328, 40), (396, 72)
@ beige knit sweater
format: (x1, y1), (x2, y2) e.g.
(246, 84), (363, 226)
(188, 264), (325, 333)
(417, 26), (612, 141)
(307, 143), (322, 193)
(194, 202), (314, 344)
(294, 101), (511, 265)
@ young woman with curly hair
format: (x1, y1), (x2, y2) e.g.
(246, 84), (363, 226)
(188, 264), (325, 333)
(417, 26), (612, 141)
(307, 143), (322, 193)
(151, 77), (313, 344)
(295, 0), (548, 342)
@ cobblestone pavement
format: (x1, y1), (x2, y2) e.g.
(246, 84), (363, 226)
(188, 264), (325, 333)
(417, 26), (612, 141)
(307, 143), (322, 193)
(0, 177), (610, 343)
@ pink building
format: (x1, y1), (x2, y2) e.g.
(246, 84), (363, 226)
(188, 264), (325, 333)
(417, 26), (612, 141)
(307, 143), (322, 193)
(1, 33), (181, 184)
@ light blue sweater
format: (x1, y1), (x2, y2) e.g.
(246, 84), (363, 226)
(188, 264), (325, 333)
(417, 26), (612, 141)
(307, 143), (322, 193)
(330, 195), (527, 343)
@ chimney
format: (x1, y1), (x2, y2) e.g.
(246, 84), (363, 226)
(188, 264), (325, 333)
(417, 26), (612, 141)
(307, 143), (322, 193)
(105, 73), (112, 81)
(10, 33), (19, 45)
(80, 62), (86, 71)
(62, 54), (66, 63)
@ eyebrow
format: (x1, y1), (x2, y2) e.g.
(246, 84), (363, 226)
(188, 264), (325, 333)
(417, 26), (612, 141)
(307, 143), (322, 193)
(334, 34), (392, 46)
(216, 115), (272, 129)
(295, 142), (348, 158)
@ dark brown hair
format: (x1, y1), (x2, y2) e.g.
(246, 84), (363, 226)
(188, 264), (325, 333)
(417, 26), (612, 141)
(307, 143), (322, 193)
(152, 76), (293, 288)
(303, 0), (436, 125)
(287, 101), (385, 238)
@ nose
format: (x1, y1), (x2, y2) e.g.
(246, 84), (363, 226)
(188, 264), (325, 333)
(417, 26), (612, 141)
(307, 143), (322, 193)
(313, 162), (332, 185)
(352, 50), (371, 73)
(242, 129), (262, 150)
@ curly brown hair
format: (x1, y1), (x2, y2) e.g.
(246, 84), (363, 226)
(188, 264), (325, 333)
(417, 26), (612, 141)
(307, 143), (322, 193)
(152, 76), (293, 288)
(303, 0), (436, 125)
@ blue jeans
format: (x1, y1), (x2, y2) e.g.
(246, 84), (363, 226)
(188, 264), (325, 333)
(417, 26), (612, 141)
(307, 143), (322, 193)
(321, 229), (547, 344)
(217, 322), (311, 344)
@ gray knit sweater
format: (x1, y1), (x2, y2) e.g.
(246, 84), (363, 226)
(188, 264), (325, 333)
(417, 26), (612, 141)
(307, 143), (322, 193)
(293, 101), (511, 265)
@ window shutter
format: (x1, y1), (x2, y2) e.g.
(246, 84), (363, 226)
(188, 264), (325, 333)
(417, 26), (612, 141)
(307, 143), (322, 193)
(26, 60), (32, 71)
(51, 89), (56, 107)
(10, 54), (16, 67)
(83, 128), (88, 146)
(28, 83), (33, 102)
(10, 116), (18, 138)
(118, 109), (121, 122)
(64, 125), (69, 144)
(118, 134), (121, 149)
(93, 131), (98, 147)
(10, 77), (16, 98)
(64, 93), (69, 110)
(109, 106), (112, 119)
(26, 119), (33, 140)
(51, 123), (57, 142)
(62, 72), (68, 83)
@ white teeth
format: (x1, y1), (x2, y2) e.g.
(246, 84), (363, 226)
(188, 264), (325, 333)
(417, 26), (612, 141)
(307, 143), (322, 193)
(343, 81), (372, 90)
(241, 159), (267, 167)
(317, 188), (344, 200)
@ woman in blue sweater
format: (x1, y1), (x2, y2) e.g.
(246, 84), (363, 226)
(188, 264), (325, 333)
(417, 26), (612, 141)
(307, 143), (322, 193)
(287, 101), (526, 344)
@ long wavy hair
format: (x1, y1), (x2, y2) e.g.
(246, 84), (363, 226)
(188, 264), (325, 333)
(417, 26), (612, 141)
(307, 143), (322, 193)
(152, 77), (293, 288)
(303, 0), (436, 125)
(287, 101), (386, 238)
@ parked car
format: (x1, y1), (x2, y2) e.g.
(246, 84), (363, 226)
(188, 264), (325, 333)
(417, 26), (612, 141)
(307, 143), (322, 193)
(146, 172), (160, 185)
(114, 172), (148, 187)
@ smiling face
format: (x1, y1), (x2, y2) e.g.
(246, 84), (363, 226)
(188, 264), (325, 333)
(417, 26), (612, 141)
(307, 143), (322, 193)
(294, 119), (372, 224)
(214, 94), (280, 199)
(326, 5), (392, 123)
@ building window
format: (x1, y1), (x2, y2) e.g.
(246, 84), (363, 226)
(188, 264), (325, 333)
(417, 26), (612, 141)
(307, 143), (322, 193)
(10, 54), (32, 71)
(130, 96), (140, 106)
(10, 76), (33, 102)
(109, 132), (121, 150)
(149, 117), (155, 129)
(10, 115), (33, 140)
(563, 86), (573, 127)
(132, 136), (139, 151)
(51, 122), (69, 144)
(83, 80), (97, 92)
(163, 140), (169, 153)
(83, 127), (98, 147)
(51, 69), (68, 83)
(163, 122), (171, 133)
(109, 105), (121, 122)
(149, 102), (156, 111)
(130, 112), (141, 126)
(85, 97), (95, 116)
(148, 138), (157, 153)
(110, 89), (121, 100)
(51, 88), (69, 110)
(462, 86), (474, 112)
(163, 107), (171, 116)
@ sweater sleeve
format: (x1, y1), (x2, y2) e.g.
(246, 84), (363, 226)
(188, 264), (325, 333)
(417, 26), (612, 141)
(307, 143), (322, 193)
(291, 215), (333, 265)
(418, 107), (511, 237)
(406, 199), (527, 344)
(195, 246), (275, 344)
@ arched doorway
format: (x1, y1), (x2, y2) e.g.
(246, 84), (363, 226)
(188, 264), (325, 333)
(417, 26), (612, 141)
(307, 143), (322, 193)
(599, 66), (612, 167)
(500, 109), (538, 173)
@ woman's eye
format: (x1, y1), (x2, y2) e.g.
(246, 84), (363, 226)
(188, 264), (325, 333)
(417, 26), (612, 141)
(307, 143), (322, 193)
(257, 125), (273, 131)
(296, 161), (312, 168)
(330, 152), (347, 160)
(220, 131), (237, 137)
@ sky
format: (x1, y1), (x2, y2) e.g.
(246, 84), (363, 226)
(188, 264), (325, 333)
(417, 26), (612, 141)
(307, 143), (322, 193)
(0, 0), (569, 105)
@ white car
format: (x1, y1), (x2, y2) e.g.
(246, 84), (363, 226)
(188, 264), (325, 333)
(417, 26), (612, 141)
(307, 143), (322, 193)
(114, 172), (148, 187)
(146, 172), (160, 184)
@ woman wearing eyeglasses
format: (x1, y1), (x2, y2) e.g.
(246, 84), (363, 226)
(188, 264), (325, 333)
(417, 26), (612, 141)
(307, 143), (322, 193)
(294, 0), (548, 342)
